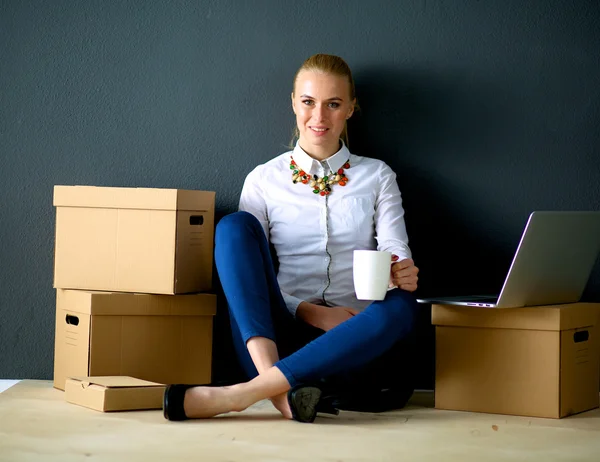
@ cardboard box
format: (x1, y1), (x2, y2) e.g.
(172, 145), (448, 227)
(54, 289), (216, 391)
(433, 303), (600, 418)
(53, 185), (215, 294)
(65, 376), (165, 412)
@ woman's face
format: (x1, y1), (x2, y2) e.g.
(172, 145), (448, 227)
(291, 70), (355, 156)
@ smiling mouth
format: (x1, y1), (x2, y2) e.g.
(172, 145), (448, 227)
(310, 127), (329, 132)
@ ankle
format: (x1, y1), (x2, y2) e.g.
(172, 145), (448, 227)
(228, 383), (263, 412)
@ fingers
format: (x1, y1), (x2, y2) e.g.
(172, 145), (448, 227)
(391, 260), (419, 290)
(391, 258), (416, 273)
(393, 273), (418, 284)
(391, 263), (419, 280)
(398, 283), (418, 292)
(392, 277), (419, 291)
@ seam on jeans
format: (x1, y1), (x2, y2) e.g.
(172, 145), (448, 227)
(274, 360), (298, 388)
(241, 330), (276, 345)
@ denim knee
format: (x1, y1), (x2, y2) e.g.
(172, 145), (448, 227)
(216, 211), (260, 239)
(384, 289), (418, 335)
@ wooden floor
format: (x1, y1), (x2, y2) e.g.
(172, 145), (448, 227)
(1, 381), (600, 462)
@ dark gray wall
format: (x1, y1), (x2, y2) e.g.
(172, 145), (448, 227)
(1, 1), (599, 388)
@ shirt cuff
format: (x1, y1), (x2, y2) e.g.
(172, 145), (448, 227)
(281, 292), (304, 318)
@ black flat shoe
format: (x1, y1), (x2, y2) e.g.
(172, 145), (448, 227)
(163, 384), (204, 421)
(287, 385), (339, 423)
(164, 382), (233, 421)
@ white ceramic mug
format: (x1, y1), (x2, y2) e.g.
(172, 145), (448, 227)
(353, 250), (392, 300)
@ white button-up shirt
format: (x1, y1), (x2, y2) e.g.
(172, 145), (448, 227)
(239, 142), (412, 316)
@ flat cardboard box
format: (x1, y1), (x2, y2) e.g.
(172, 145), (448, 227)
(54, 289), (216, 391)
(65, 376), (165, 412)
(433, 303), (600, 418)
(53, 185), (215, 294)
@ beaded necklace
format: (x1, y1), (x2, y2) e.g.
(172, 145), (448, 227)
(290, 156), (350, 196)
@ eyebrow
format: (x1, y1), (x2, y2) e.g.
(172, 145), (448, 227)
(299, 94), (344, 102)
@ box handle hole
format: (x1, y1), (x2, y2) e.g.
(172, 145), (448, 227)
(574, 330), (589, 343)
(189, 215), (204, 226)
(66, 315), (79, 326)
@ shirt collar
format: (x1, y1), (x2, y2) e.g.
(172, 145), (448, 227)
(292, 141), (350, 175)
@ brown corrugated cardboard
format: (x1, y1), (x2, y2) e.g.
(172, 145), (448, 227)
(53, 185), (215, 294)
(54, 289), (216, 391)
(433, 303), (600, 418)
(65, 376), (165, 412)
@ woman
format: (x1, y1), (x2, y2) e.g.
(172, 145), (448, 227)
(163, 54), (420, 423)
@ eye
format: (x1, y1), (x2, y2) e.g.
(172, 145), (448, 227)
(328, 102), (340, 109)
(302, 99), (314, 106)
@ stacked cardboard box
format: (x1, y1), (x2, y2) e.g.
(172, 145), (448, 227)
(432, 303), (600, 418)
(52, 186), (218, 401)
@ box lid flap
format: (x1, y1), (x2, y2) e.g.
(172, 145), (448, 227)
(53, 186), (215, 211)
(68, 376), (164, 388)
(431, 303), (600, 331)
(57, 290), (217, 316)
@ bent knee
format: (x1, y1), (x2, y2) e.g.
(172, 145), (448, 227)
(384, 290), (418, 333)
(216, 211), (259, 236)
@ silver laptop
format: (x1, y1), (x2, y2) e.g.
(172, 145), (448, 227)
(417, 211), (600, 308)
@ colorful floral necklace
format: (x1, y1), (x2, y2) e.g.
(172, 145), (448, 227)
(290, 156), (350, 196)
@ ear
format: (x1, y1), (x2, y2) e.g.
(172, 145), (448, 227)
(291, 92), (296, 115)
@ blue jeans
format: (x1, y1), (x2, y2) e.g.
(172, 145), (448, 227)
(215, 211), (418, 411)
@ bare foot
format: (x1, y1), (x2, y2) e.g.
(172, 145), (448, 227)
(183, 385), (247, 418)
(270, 392), (292, 419)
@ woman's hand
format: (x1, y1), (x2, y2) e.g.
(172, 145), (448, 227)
(391, 255), (419, 292)
(296, 302), (359, 331)
(317, 306), (360, 331)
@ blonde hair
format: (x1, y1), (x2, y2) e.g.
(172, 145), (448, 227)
(290, 54), (358, 148)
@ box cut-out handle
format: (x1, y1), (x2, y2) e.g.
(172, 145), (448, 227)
(189, 215), (204, 226)
(66, 314), (79, 326)
(573, 330), (589, 343)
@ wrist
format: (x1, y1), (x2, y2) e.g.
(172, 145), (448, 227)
(296, 302), (325, 329)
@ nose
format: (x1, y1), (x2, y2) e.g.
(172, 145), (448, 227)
(312, 103), (326, 122)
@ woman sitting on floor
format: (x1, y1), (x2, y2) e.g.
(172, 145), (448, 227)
(163, 53), (420, 423)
